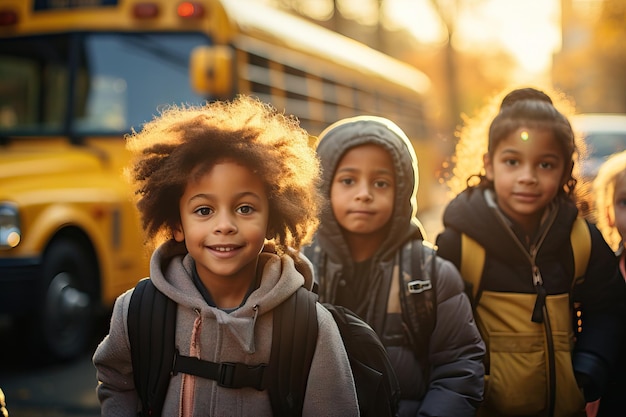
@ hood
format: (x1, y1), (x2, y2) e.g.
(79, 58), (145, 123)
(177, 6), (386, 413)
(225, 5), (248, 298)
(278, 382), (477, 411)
(315, 116), (424, 262)
(442, 189), (497, 241)
(149, 240), (310, 353)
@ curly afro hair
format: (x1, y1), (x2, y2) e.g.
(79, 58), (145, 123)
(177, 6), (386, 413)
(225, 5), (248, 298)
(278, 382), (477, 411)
(125, 95), (322, 257)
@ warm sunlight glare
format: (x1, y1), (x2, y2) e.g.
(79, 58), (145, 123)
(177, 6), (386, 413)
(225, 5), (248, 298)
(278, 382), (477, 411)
(478, 0), (560, 73)
(261, 0), (561, 84)
(383, 0), (446, 44)
(386, 0), (561, 82)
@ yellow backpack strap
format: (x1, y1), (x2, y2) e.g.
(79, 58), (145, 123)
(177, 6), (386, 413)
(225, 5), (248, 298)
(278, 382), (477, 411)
(460, 233), (485, 301)
(571, 217), (591, 284)
(460, 219), (589, 298)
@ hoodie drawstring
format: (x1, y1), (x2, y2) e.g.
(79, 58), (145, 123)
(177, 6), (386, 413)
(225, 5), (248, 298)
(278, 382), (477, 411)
(246, 305), (259, 353)
(180, 311), (202, 417)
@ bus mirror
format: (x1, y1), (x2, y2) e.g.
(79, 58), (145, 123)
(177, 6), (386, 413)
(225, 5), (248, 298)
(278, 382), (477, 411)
(190, 45), (233, 98)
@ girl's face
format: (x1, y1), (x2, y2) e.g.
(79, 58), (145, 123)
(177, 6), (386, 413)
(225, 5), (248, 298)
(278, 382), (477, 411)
(484, 127), (567, 233)
(174, 161), (269, 286)
(612, 173), (626, 248)
(330, 144), (395, 247)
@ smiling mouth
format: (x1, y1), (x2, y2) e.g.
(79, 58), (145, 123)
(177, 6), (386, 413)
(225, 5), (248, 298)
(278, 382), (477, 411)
(209, 245), (240, 252)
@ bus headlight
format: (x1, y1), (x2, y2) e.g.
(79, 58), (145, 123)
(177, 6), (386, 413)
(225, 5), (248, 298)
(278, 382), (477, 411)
(0, 203), (21, 249)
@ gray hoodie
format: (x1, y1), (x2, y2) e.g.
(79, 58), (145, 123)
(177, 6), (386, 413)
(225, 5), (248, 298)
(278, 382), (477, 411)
(304, 116), (485, 417)
(93, 240), (359, 416)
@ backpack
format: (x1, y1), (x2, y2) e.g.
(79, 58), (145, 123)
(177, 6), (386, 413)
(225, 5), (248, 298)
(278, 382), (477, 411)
(397, 240), (437, 379)
(457, 217), (591, 417)
(320, 303), (400, 417)
(307, 239), (437, 368)
(127, 277), (401, 417)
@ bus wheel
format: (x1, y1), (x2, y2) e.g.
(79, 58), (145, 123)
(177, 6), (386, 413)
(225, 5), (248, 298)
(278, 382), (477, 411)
(36, 238), (96, 362)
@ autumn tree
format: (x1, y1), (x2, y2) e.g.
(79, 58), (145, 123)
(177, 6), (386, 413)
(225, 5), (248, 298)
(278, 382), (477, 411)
(590, 0), (626, 112)
(554, 0), (626, 113)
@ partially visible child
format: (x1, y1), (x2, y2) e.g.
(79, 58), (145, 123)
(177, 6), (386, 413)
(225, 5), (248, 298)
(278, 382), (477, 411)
(92, 96), (359, 416)
(594, 150), (626, 255)
(436, 87), (626, 417)
(304, 115), (485, 417)
(592, 149), (626, 417)
(0, 388), (8, 417)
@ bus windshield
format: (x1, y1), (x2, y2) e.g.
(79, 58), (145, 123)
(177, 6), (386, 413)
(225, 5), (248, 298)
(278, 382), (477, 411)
(0, 32), (209, 136)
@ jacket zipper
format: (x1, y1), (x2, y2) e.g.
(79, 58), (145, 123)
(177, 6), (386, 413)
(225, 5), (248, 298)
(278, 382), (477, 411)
(493, 210), (558, 416)
(529, 247), (556, 417)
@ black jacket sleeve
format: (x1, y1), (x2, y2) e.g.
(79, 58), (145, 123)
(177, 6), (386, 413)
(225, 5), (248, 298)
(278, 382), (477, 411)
(417, 257), (485, 417)
(572, 224), (626, 401)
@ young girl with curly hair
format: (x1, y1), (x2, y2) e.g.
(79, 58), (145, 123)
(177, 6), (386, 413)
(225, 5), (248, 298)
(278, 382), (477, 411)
(436, 87), (626, 417)
(93, 95), (358, 416)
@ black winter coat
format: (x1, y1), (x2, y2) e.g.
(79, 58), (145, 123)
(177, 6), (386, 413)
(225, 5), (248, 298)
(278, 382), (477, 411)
(436, 188), (626, 416)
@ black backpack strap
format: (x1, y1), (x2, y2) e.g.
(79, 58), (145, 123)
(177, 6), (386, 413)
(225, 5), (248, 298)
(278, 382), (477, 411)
(128, 280), (319, 416)
(398, 240), (437, 377)
(172, 354), (268, 389)
(267, 286), (319, 417)
(127, 278), (177, 417)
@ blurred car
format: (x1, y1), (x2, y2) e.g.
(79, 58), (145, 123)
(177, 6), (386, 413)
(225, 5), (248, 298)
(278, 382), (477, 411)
(571, 113), (626, 180)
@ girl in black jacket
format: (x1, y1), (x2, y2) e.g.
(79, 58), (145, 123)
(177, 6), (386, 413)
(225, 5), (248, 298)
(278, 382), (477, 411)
(436, 88), (626, 417)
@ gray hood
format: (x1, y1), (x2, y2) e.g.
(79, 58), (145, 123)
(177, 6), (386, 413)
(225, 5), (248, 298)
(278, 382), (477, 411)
(148, 240), (311, 353)
(315, 116), (425, 263)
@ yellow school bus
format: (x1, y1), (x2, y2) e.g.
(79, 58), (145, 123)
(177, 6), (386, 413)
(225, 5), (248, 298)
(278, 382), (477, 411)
(0, 0), (433, 360)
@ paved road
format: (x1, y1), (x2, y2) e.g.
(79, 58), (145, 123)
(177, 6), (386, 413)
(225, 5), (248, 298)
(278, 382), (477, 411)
(0, 319), (104, 417)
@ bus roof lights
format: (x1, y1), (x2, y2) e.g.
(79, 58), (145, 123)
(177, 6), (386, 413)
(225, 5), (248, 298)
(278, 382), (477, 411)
(177, 2), (205, 19)
(0, 9), (18, 27)
(132, 3), (159, 19)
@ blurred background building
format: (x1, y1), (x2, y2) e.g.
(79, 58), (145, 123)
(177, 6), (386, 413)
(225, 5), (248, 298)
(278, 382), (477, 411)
(554, 0), (626, 113)
(266, 0), (626, 138)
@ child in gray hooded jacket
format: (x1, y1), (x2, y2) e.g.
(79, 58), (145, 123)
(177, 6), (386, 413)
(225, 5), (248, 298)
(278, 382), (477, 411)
(304, 115), (485, 417)
(93, 96), (358, 416)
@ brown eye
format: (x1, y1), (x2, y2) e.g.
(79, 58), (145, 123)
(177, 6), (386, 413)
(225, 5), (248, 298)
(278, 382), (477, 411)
(236, 205), (254, 215)
(374, 180), (391, 189)
(195, 207), (212, 216)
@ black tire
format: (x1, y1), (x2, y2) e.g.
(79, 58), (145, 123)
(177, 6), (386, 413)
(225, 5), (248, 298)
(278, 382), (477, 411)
(31, 237), (98, 362)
